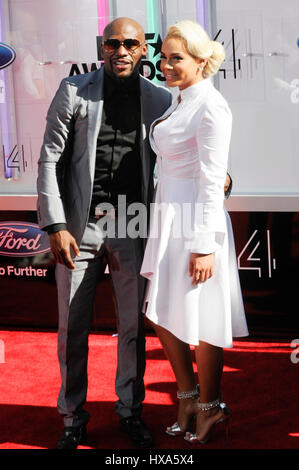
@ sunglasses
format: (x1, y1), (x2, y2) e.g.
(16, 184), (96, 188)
(103, 38), (144, 54)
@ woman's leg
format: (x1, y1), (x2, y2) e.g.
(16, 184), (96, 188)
(191, 341), (226, 441)
(152, 323), (195, 389)
(149, 321), (198, 430)
(194, 341), (223, 403)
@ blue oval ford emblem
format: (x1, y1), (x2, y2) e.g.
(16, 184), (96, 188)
(0, 42), (16, 70)
(0, 222), (50, 257)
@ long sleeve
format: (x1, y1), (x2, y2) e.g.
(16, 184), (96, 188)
(185, 98), (232, 254)
(36, 78), (74, 230)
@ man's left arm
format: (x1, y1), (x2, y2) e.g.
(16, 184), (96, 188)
(37, 79), (74, 230)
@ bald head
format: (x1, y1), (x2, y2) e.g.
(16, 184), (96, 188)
(103, 17), (145, 41)
(101, 17), (148, 80)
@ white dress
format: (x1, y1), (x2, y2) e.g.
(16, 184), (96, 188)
(140, 79), (249, 348)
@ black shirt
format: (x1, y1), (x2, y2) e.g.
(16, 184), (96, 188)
(90, 71), (142, 215)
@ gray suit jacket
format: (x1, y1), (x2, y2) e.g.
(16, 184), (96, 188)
(37, 67), (172, 245)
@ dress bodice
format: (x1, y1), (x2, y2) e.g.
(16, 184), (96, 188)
(150, 79), (216, 180)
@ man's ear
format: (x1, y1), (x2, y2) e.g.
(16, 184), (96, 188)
(141, 42), (148, 58)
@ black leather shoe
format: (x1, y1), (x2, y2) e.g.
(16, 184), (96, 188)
(56, 425), (87, 449)
(120, 416), (153, 448)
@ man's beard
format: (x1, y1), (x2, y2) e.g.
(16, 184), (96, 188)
(107, 56), (143, 83)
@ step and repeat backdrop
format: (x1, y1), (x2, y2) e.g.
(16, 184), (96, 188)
(0, 0), (298, 337)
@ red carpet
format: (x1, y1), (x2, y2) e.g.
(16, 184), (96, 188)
(0, 330), (298, 450)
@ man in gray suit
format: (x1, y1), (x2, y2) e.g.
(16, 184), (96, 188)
(37, 17), (172, 449)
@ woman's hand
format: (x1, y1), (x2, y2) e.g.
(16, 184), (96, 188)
(189, 252), (214, 285)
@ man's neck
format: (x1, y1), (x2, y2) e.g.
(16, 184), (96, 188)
(103, 67), (140, 87)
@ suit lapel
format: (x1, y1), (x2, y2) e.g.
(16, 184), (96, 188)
(87, 67), (104, 182)
(140, 77), (155, 207)
(140, 77), (153, 140)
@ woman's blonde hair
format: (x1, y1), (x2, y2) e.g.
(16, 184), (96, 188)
(165, 20), (225, 78)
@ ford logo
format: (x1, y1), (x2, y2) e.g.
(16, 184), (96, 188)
(0, 222), (50, 257)
(0, 42), (16, 70)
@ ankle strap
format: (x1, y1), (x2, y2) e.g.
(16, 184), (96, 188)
(197, 398), (220, 411)
(177, 384), (200, 399)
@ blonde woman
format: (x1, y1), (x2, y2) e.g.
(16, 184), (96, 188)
(141, 20), (248, 444)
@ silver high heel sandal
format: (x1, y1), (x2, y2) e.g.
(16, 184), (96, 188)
(166, 385), (200, 437)
(184, 398), (230, 444)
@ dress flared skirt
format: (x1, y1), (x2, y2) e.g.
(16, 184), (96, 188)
(141, 180), (249, 348)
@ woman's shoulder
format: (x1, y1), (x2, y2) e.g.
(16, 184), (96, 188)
(200, 82), (232, 122)
(206, 81), (231, 110)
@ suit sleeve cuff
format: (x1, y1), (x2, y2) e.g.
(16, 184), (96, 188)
(44, 223), (67, 234)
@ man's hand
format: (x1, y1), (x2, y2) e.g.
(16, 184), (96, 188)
(224, 173), (231, 194)
(189, 252), (214, 285)
(49, 230), (80, 270)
